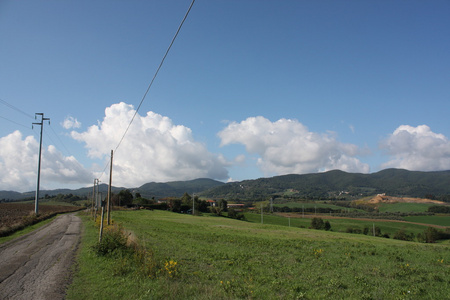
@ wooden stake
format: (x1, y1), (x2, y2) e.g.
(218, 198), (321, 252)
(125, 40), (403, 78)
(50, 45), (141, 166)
(107, 150), (113, 225)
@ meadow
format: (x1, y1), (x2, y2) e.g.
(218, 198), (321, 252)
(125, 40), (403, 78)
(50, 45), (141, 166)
(67, 210), (450, 299)
(244, 212), (447, 239)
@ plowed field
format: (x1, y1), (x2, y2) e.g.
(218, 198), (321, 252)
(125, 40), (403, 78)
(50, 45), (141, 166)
(0, 203), (82, 236)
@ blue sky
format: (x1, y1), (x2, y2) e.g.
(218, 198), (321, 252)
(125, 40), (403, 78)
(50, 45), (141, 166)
(1, 1), (450, 192)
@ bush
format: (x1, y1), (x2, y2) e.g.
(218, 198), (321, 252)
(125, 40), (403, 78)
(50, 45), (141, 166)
(324, 220), (331, 231)
(310, 217), (324, 230)
(423, 227), (440, 243)
(393, 229), (414, 241)
(93, 224), (128, 256)
(228, 208), (246, 220)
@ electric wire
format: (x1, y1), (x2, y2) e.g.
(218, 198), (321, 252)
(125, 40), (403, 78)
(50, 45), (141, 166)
(98, 0), (195, 182)
(0, 115), (31, 130)
(0, 97), (74, 166)
(0, 97), (35, 119)
(48, 123), (74, 157)
(113, 0), (195, 155)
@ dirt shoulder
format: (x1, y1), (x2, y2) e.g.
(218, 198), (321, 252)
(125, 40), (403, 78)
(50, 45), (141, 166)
(0, 213), (81, 300)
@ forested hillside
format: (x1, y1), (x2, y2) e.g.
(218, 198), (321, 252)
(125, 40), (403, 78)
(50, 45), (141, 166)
(200, 169), (450, 201)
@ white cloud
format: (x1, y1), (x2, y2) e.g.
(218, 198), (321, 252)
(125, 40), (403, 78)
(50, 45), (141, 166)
(380, 125), (450, 171)
(218, 116), (369, 175)
(62, 116), (81, 129)
(0, 130), (92, 192)
(70, 102), (229, 187)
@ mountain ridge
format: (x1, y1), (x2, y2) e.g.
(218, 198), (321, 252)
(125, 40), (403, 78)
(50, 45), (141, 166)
(2, 169), (450, 201)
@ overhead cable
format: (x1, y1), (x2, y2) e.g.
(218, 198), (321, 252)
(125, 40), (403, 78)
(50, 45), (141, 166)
(0, 97), (34, 119)
(113, 0), (196, 154)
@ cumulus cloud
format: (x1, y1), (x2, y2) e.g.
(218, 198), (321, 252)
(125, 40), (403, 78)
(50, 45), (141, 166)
(380, 125), (450, 171)
(218, 116), (369, 175)
(62, 116), (81, 129)
(70, 102), (228, 187)
(0, 130), (93, 192)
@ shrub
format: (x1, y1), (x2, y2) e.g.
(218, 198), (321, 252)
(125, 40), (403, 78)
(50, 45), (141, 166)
(423, 227), (440, 243)
(310, 217), (325, 230)
(393, 229), (414, 241)
(93, 224), (128, 256)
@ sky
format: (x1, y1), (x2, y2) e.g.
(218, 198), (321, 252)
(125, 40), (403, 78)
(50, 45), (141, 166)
(1, 0), (450, 192)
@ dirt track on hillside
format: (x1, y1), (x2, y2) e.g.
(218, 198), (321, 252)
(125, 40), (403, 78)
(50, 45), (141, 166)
(0, 213), (81, 300)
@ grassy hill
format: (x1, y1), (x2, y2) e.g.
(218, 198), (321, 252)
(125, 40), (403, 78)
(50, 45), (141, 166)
(67, 210), (450, 299)
(0, 179), (224, 201)
(4, 168), (450, 202)
(137, 178), (224, 199)
(201, 169), (450, 201)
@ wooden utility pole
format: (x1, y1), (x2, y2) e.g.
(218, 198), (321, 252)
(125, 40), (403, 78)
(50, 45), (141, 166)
(91, 179), (95, 217)
(107, 150), (113, 225)
(261, 203), (263, 224)
(99, 201), (105, 243)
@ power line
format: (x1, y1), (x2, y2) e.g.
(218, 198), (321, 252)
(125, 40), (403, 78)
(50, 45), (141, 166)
(113, 0), (196, 154)
(0, 97), (34, 119)
(97, 0), (195, 182)
(0, 115), (31, 129)
(48, 123), (74, 157)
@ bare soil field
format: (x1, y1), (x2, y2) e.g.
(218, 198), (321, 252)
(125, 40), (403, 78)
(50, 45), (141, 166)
(367, 194), (446, 205)
(0, 203), (82, 237)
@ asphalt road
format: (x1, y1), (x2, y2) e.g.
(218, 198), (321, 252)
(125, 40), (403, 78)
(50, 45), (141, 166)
(0, 213), (81, 300)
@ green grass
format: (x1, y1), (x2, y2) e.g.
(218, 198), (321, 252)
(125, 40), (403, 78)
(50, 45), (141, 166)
(274, 201), (366, 212)
(0, 217), (56, 244)
(245, 212), (433, 237)
(404, 215), (450, 227)
(67, 210), (450, 299)
(274, 202), (344, 210)
(378, 202), (435, 213)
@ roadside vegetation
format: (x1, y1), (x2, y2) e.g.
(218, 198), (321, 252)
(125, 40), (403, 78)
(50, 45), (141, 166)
(67, 209), (450, 299)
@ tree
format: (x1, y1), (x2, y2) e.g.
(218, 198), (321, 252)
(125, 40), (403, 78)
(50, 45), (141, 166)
(324, 220), (331, 231)
(310, 217), (325, 230)
(117, 189), (133, 206)
(424, 227), (440, 243)
(181, 192), (192, 206)
(218, 199), (228, 212)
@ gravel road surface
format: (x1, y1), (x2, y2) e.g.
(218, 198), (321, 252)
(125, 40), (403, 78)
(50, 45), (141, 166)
(0, 213), (81, 300)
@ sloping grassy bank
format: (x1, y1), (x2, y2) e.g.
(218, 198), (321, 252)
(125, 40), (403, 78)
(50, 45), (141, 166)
(67, 210), (450, 299)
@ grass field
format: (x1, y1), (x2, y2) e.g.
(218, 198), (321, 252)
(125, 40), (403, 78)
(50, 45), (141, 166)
(404, 215), (450, 227)
(245, 212), (439, 237)
(274, 202), (345, 210)
(378, 202), (435, 213)
(67, 210), (450, 299)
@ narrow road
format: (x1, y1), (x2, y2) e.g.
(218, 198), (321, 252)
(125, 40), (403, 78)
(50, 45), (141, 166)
(0, 213), (81, 300)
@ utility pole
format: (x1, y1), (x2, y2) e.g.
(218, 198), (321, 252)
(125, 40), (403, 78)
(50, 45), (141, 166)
(32, 113), (50, 215)
(192, 193), (195, 215)
(94, 179), (100, 222)
(92, 179), (99, 219)
(91, 179), (96, 217)
(261, 203), (263, 224)
(107, 150), (113, 225)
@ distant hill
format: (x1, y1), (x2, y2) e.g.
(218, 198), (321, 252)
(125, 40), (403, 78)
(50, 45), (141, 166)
(199, 169), (450, 201)
(136, 178), (225, 199)
(0, 179), (224, 201)
(2, 169), (450, 202)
